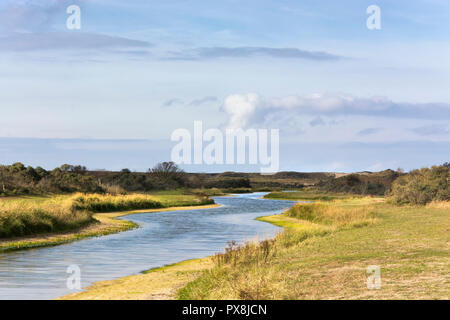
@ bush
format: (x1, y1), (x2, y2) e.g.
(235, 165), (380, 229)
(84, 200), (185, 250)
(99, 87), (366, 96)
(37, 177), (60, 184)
(389, 165), (449, 205)
(204, 178), (251, 189)
(0, 163), (104, 195)
(317, 170), (400, 195)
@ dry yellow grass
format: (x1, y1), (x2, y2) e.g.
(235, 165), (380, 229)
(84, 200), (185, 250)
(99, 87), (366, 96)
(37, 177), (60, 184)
(179, 199), (449, 300)
(426, 201), (450, 209)
(59, 257), (213, 300)
(0, 195), (94, 238)
(284, 202), (378, 228)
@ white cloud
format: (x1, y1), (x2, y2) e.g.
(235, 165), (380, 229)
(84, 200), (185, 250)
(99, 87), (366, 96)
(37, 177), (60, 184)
(220, 93), (450, 131)
(222, 93), (259, 129)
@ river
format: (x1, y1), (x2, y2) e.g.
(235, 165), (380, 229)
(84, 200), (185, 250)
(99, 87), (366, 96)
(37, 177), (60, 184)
(0, 193), (294, 300)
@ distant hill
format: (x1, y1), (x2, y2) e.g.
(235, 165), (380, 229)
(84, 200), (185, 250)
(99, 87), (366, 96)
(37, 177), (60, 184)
(185, 171), (333, 190)
(54, 169), (402, 194)
(316, 169), (401, 195)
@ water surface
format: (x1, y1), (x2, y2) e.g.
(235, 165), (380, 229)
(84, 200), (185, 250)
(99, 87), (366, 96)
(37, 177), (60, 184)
(0, 193), (294, 299)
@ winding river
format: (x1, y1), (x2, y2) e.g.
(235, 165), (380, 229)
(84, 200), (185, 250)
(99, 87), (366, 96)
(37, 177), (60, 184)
(0, 193), (294, 300)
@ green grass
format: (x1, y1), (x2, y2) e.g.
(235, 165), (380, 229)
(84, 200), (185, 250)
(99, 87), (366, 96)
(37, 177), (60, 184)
(0, 219), (137, 253)
(153, 194), (214, 207)
(178, 199), (450, 300)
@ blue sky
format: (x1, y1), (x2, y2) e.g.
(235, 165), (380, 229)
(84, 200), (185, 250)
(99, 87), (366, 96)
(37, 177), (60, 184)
(0, 0), (449, 172)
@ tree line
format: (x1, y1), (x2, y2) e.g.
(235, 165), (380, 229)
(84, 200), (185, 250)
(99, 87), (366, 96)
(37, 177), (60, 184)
(0, 162), (251, 195)
(1, 161), (447, 204)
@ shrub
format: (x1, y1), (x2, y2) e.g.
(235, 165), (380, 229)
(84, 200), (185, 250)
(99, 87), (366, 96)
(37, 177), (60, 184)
(317, 170), (400, 195)
(389, 165), (449, 205)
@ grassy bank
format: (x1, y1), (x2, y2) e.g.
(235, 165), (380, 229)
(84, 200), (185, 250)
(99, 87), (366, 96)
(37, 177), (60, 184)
(178, 197), (449, 299)
(0, 195), (94, 238)
(0, 193), (215, 251)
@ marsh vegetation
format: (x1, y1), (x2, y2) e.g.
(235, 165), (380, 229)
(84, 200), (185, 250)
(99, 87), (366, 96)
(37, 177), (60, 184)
(178, 196), (449, 300)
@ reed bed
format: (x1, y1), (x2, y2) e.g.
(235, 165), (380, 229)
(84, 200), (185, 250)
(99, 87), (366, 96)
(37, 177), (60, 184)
(284, 202), (377, 228)
(70, 193), (163, 212)
(0, 197), (93, 238)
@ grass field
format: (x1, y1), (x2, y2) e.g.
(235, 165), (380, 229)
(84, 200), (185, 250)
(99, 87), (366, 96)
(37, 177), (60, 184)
(178, 195), (449, 300)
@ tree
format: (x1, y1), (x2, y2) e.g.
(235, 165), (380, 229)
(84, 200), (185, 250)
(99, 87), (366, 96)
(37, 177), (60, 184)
(60, 164), (87, 173)
(9, 162), (25, 173)
(34, 166), (48, 178)
(389, 165), (449, 205)
(149, 162), (186, 188)
(0, 166), (8, 192)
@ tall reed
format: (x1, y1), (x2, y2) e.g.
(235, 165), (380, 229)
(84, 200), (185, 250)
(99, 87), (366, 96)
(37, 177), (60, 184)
(0, 197), (92, 238)
(70, 193), (163, 212)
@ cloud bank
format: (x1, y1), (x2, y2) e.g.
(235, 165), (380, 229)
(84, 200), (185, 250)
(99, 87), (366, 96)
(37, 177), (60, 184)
(0, 0), (73, 32)
(0, 1), (151, 52)
(221, 93), (450, 129)
(0, 32), (151, 51)
(167, 46), (343, 61)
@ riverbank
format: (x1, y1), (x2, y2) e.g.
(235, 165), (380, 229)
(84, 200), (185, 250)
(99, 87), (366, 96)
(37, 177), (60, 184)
(60, 257), (214, 300)
(0, 194), (218, 252)
(179, 198), (449, 299)
(59, 193), (449, 300)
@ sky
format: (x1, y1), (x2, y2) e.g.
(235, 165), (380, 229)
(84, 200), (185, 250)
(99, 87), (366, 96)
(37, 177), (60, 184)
(0, 0), (449, 172)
